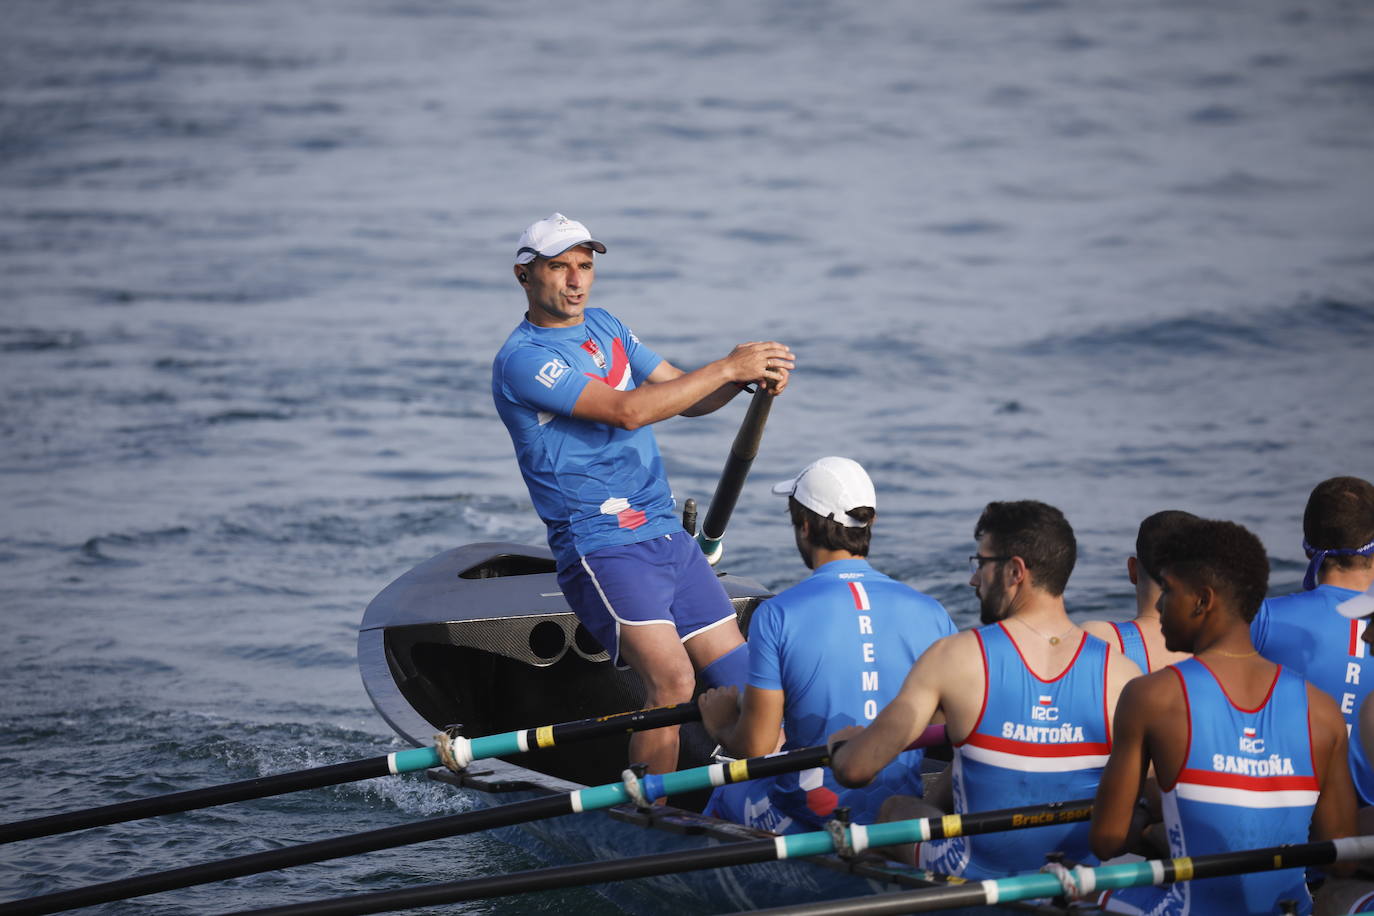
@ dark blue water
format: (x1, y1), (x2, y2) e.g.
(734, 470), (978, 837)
(2, 0), (1372, 912)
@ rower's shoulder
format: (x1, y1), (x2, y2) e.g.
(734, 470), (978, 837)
(1118, 663), (1186, 713)
(1079, 618), (1118, 641)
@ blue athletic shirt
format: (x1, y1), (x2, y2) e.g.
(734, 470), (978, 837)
(1250, 585), (1374, 804)
(492, 308), (682, 569)
(1109, 620), (1152, 673)
(704, 558), (956, 833)
(921, 624), (1110, 879)
(1103, 660), (1317, 915)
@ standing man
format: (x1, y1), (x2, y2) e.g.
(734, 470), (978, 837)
(1250, 477), (1374, 809)
(829, 501), (1140, 878)
(1083, 509), (1197, 673)
(492, 213), (795, 775)
(696, 457), (956, 834)
(1091, 518), (1355, 915)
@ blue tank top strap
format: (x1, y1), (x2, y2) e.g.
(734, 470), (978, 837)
(1110, 620), (1151, 673)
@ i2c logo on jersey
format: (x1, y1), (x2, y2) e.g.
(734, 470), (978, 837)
(537, 360), (570, 389)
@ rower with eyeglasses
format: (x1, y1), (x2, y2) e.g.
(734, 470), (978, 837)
(829, 499), (1143, 879)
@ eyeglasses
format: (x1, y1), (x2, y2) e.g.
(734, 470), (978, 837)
(968, 555), (1012, 576)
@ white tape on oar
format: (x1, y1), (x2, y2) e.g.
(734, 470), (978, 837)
(849, 823), (870, 855)
(386, 753), (400, 775)
(981, 879), (1001, 905)
(1042, 860), (1082, 900)
(433, 732), (473, 772)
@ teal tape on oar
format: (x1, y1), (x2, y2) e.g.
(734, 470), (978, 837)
(0, 702), (701, 845)
(730, 835), (1374, 916)
(7, 728), (927, 915)
(222, 789), (1082, 916)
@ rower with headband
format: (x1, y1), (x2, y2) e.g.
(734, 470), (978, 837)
(1250, 476), (1374, 810)
(1304, 537), (1374, 592)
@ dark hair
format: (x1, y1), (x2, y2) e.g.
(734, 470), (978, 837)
(1304, 476), (1374, 572)
(1152, 518), (1270, 622)
(974, 501), (1076, 597)
(789, 496), (873, 556)
(1136, 510), (1199, 580)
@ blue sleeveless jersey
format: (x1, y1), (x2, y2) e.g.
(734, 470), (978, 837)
(491, 308), (681, 568)
(920, 624), (1110, 879)
(1251, 585), (1374, 804)
(703, 558), (956, 834)
(1109, 620), (1151, 673)
(1104, 660), (1318, 916)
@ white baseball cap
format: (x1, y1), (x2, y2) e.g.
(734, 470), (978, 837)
(514, 213), (607, 265)
(1337, 582), (1374, 619)
(771, 456), (876, 528)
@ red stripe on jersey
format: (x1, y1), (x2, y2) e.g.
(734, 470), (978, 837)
(965, 732), (1111, 759)
(1176, 767), (1319, 793)
(848, 581), (870, 611)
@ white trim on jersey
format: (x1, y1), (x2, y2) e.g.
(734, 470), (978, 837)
(1174, 782), (1320, 809)
(961, 743), (1109, 773)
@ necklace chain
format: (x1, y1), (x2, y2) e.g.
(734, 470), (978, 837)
(1013, 617), (1076, 646)
(1209, 647), (1260, 659)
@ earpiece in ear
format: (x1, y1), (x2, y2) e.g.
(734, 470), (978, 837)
(518, 273), (528, 283)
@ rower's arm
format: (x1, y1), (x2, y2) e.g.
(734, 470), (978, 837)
(1309, 685), (1357, 851)
(571, 342), (793, 429)
(829, 636), (952, 787)
(699, 685), (785, 759)
(1090, 676), (1156, 859)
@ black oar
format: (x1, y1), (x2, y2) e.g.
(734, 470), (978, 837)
(0, 702), (701, 845)
(1, 729), (943, 916)
(697, 383), (774, 564)
(727, 835), (1374, 916)
(221, 792), (1085, 916)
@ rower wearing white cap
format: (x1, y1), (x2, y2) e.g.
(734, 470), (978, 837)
(1249, 477), (1374, 819)
(697, 457), (955, 834)
(492, 213), (795, 776)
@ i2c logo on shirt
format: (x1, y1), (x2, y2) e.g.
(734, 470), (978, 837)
(536, 359), (570, 389)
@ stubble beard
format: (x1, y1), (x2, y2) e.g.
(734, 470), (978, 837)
(978, 580), (1009, 626)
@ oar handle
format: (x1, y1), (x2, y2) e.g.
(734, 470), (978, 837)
(697, 385), (774, 563)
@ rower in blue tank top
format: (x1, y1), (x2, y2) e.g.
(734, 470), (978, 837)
(920, 623), (1112, 878)
(829, 501), (1141, 874)
(1092, 518), (1355, 916)
(1104, 660), (1319, 914)
(1084, 510), (1198, 675)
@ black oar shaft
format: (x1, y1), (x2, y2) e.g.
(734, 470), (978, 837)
(2, 742), (831, 916)
(0, 795), (572, 916)
(223, 798), (1092, 916)
(1, 703), (702, 846)
(0, 758), (391, 845)
(227, 838), (776, 916)
(546, 701), (699, 745)
(736, 836), (1374, 916)
(701, 385), (773, 540)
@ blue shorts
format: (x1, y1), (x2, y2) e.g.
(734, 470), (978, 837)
(556, 532), (736, 667)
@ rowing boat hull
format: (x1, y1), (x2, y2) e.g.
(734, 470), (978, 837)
(359, 543), (1071, 914)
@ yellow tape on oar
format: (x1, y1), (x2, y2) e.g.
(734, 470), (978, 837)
(941, 814), (963, 838)
(1172, 856), (1195, 882)
(729, 759), (751, 783)
(535, 726), (555, 749)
